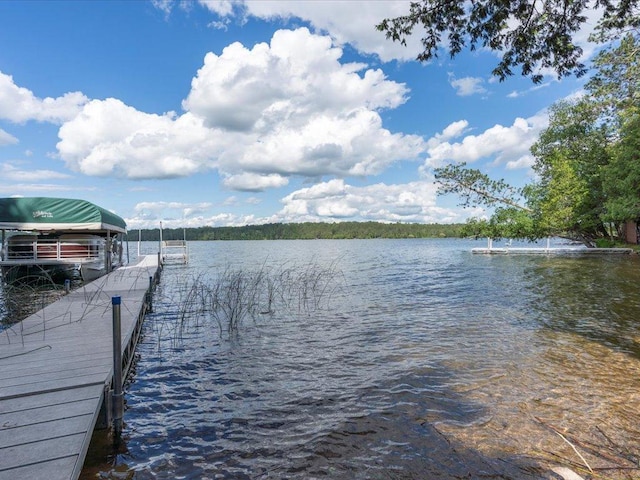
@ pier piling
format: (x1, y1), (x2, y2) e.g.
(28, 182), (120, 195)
(111, 296), (123, 441)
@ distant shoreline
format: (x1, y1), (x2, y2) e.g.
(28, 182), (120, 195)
(136, 221), (466, 241)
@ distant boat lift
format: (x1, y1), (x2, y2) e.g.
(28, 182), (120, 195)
(159, 223), (188, 264)
(161, 240), (189, 264)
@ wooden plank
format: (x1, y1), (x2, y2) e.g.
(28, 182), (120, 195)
(0, 299), (145, 348)
(11, 295), (144, 328)
(0, 456), (77, 480)
(0, 414), (94, 449)
(0, 345), (114, 371)
(0, 398), (97, 430)
(0, 365), (111, 390)
(1, 318), (139, 345)
(0, 433), (85, 471)
(0, 353), (112, 381)
(0, 385), (103, 414)
(1, 376), (107, 400)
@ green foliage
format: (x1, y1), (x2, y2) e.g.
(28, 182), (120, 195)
(602, 109), (640, 221)
(490, 207), (537, 240)
(376, 0), (639, 83)
(434, 163), (528, 211)
(432, 34), (640, 246)
(434, 163), (545, 241)
(594, 237), (619, 248)
(138, 221), (466, 241)
(460, 217), (492, 239)
(460, 208), (537, 241)
(587, 33), (640, 125)
(529, 100), (610, 240)
(534, 152), (589, 233)
(590, 34), (640, 230)
(589, 8), (640, 44)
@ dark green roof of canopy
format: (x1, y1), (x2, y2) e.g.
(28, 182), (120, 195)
(0, 197), (126, 233)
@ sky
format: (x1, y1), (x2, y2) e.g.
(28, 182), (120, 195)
(0, 0), (603, 230)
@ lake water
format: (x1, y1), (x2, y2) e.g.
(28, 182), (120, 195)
(81, 239), (640, 479)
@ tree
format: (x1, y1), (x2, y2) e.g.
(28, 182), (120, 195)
(434, 100), (613, 245)
(586, 33), (640, 126)
(529, 100), (611, 244)
(432, 31), (639, 246)
(460, 206), (537, 241)
(376, 0), (640, 83)
(531, 151), (592, 235)
(434, 164), (546, 240)
(602, 108), (640, 222)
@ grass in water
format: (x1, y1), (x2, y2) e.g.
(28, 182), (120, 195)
(153, 260), (342, 343)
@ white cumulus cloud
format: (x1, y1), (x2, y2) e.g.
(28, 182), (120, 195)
(56, 28), (424, 190)
(0, 183), (94, 194)
(0, 162), (71, 181)
(422, 113), (548, 169)
(223, 172), (289, 191)
(188, 0), (611, 79)
(0, 71), (88, 124)
(132, 201), (214, 222)
(277, 178), (462, 223)
(506, 155), (535, 170)
(57, 98), (224, 179)
(196, 0), (423, 62)
(183, 28), (409, 132)
(449, 75), (487, 96)
(426, 120), (469, 149)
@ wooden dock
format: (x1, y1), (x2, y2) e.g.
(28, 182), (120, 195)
(472, 247), (634, 255)
(0, 255), (160, 480)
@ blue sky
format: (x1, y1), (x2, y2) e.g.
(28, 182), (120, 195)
(0, 1), (602, 229)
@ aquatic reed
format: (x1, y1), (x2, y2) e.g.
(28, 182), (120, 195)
(0, 276), (67, 331)
(154, 260), (342, 340)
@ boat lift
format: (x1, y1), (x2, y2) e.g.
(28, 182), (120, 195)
(159, 223), (189, 264)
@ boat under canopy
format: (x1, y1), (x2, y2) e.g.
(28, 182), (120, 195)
(0, 197), (127, 283)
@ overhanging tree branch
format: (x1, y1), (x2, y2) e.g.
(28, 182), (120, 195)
(434, 163), (532, 212)
(376, 0), (639, 83)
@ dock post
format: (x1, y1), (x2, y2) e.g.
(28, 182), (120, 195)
(111, 296), (124, 441)
(147, 276), (154, 312)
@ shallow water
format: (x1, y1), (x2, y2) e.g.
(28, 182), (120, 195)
(0, 280), (71, 330)
(81, 239), (640, 479)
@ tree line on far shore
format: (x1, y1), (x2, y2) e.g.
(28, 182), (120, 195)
(135, 222), (466, 241)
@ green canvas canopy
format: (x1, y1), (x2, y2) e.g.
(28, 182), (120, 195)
(0, 197), (126, 233)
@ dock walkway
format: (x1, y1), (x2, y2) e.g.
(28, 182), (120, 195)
(0, 255), (160, 480)
(472, 247), (634, 255)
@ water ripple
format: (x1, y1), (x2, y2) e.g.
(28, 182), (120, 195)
(82, 239), (640, 479)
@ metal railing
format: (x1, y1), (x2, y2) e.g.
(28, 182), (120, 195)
(4, 237), (105, 261)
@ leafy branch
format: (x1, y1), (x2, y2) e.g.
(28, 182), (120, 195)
(376, 0), (639, 83)
(434, 163), (531, 212)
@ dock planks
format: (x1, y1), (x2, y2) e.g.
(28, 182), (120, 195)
(0, 255), (160, 480)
